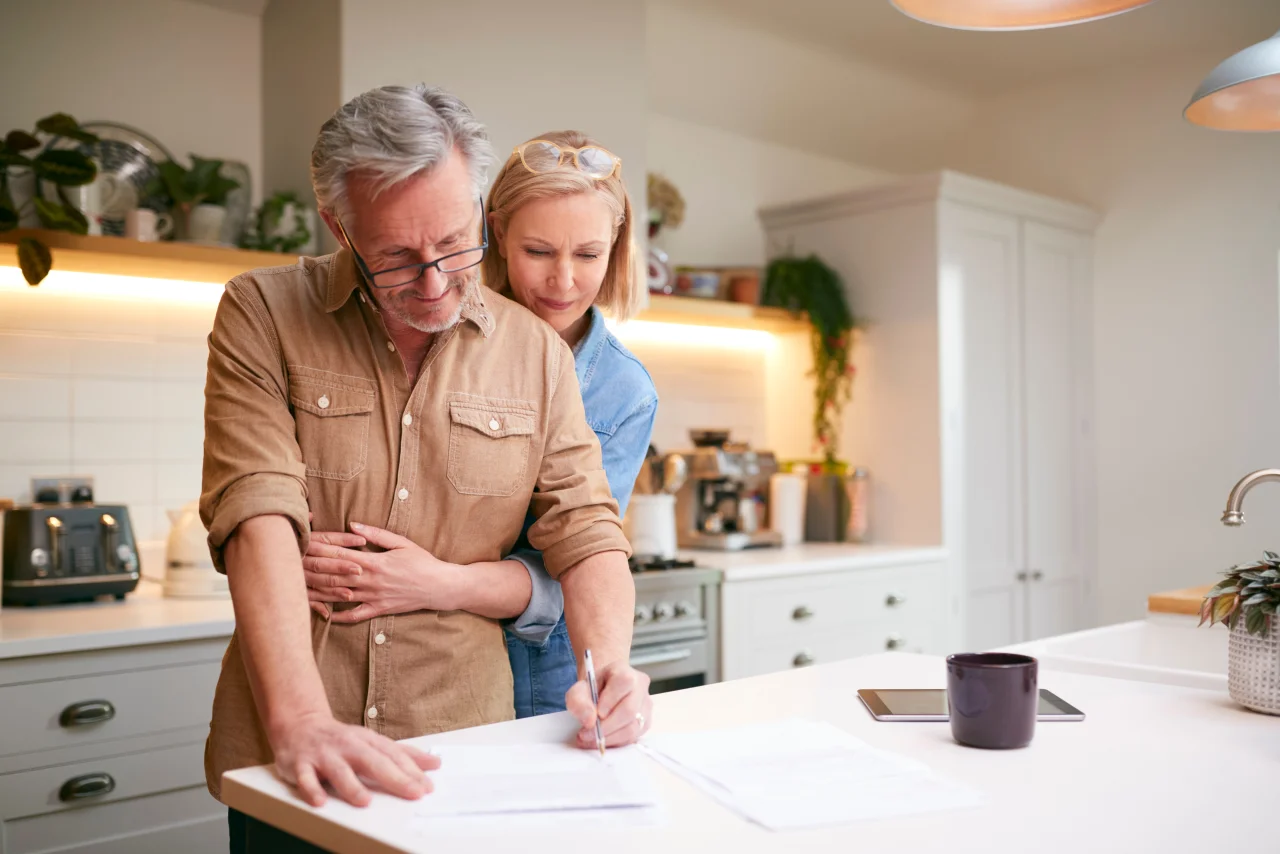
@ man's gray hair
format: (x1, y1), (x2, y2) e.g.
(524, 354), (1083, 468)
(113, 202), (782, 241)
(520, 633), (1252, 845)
(311, 84), (495, 219)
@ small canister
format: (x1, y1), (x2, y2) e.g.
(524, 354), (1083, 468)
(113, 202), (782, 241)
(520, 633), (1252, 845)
(845, 468), (870, 543)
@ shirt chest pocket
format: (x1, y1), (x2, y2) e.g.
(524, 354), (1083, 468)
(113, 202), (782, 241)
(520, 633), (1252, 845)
(289, 368), (377, 481)
(447, 399), (537, 497)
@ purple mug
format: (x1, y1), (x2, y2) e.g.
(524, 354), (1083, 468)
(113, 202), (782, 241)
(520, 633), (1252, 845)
(946, 652), (1038, 749)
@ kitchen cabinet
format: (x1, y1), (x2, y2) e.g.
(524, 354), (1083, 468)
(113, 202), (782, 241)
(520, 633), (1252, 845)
(760, 172), (1098, 650)
(710, 545), (947, 681)
(0, 596), (232, 854)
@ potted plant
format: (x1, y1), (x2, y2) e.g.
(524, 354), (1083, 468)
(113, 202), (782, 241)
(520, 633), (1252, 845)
(760, 253), (858, 541)
(149, 154), (240, 244)
(1199, 551), (1280, 715)
(239, 190), (313, 254)
(0, 113), (100, 285)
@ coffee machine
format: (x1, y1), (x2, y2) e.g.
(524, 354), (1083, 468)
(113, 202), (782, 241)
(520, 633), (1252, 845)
(672, 430), (784, 550)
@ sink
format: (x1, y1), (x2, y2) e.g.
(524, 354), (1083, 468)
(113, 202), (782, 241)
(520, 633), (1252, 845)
(1001, 617), (1228, 691)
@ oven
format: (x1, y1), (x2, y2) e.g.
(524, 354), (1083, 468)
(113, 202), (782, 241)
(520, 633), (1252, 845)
(628, 562), (721, 694)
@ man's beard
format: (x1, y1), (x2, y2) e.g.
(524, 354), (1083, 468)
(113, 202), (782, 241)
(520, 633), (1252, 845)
(382, 272), (477, 333)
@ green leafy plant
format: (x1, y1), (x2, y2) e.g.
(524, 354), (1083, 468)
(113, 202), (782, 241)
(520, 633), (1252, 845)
(148, 154), (239, 223)
(761, 254), (857, 471)
(1200, 551), (1280, 637)
(239, 191), (311, 253)
(0, 113), (100, 285)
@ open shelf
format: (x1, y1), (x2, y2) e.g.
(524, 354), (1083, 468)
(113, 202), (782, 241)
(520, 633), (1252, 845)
(0, 229), (297, 285)
(0, 230), (809, 333)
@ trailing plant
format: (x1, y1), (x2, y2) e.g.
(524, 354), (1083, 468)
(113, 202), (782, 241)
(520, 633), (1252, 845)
(760, 253), (856, 471)
(239, 191), (311, 253)
(0, 113), (100, 285)
(1200, 551), (1280, 637)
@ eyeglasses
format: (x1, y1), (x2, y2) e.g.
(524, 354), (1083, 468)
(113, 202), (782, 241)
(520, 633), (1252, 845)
(513, 140), (622, 180)
(337, 196), (488, 289)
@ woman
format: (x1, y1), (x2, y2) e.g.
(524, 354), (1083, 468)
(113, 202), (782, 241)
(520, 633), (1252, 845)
(304, 130), (657, 719)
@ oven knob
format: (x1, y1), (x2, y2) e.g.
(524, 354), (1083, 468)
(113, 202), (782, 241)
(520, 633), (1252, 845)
(674, 600), (696, 618)
(633, 605), (652, 625)
(653, 602), (675, 622)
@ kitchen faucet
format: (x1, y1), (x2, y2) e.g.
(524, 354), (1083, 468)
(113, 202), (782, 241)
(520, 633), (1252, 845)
(1221, 468), (1280, 526)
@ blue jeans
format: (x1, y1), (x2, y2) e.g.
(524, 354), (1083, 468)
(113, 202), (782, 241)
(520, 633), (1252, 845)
(506, 616), (577, 718)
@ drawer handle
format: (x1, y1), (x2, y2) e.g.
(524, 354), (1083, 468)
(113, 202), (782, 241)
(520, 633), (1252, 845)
(793, 651), (815, 667)
(792, 605), (814, 621)
(885, 593), (905, 607)
(59, 699), (116, 728)
(885, 634), (905, 651)
(59, 772), (116, 802)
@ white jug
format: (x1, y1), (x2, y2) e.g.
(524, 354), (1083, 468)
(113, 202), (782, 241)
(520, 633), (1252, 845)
(163, 501), (229, 598)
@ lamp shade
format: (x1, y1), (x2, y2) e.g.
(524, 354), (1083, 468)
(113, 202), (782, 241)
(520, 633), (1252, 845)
(1184, 30), (1280, 131)
(890, 0), (1158, 30)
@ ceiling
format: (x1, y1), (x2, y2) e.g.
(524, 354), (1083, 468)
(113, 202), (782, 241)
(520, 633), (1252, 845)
(676, 0), (1280, 97)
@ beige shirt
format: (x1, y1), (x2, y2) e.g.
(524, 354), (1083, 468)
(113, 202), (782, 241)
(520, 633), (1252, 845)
(199, 249), (629, 799)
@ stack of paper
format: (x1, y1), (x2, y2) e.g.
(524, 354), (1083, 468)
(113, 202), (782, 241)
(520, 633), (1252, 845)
(641, 718), (983, 831)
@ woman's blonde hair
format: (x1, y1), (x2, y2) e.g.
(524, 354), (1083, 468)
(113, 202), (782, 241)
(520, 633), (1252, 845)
(483, 130), (642, 322)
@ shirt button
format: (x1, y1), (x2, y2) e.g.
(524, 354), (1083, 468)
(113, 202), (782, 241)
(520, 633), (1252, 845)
(489, 417), (500, 431)
(402, 412), (412, 426)
(317, 395), (330, 410)
(386, 340), (396, 352)
(397, 487), (409, 501)
(367, 706), (378, 719)
(375, 632), (386, 645)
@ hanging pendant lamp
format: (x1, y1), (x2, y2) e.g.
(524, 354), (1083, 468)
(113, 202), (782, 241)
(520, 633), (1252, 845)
(1184, 30), (1280, 131)
(890, 0), (1158, 31)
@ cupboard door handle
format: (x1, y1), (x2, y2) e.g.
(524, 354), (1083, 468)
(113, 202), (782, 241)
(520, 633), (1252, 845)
(59, 772), (115, 802)
(792, 605), (814, 621)
(1015, 571), (1029, 582)
(885, 634), (905, 650)
(792, 651), (815, 667)
(885, 593), (905, 607)
(59, 699), (116, 728)
(1032, 570), (1044, 581)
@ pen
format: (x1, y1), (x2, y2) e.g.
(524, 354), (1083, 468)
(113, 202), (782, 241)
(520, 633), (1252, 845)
(584, 648), (605, 759)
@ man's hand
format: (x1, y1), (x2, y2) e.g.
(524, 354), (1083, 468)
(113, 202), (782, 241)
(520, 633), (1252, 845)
(565, 660), (652, 749)
(303, 522), (463, 622)
(270, 709), (440, 807)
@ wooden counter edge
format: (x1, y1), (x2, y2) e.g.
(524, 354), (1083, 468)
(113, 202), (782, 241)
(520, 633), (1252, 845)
(1147, 584), (1214, 616)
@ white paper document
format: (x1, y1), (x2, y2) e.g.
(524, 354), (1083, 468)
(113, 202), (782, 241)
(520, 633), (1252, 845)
(409, 742), (659, 821)
(641, 718), (983, 831)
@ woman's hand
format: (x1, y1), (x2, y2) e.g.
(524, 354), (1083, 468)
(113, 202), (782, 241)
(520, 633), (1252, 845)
(304, 522), (465, 622)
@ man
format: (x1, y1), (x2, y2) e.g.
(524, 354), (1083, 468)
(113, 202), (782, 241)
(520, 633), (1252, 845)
(200, 84), (651, 842)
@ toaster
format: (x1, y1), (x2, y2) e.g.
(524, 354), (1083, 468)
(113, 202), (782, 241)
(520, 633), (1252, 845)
(1, 503), (140, 606)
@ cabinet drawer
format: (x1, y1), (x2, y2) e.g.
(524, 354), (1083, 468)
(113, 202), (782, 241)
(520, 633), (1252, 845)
(737, 563), (940, 642)
(744, 620), (937, 680)
(3, 784), (224, 854)
(0, 741), (206, 821)
(0, 661), (219, 760)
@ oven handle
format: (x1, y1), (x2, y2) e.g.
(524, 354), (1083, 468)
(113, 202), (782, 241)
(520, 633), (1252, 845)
(629, 647), (694, 668)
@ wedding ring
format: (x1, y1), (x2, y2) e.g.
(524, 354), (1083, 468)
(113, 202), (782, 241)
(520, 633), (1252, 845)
(636, 711), (646, 730)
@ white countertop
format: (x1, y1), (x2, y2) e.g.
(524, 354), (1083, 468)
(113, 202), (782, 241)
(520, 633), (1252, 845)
(677, 543), (946, 581)
(0, 579), (234, 659)
(221, 651), (1268, 854)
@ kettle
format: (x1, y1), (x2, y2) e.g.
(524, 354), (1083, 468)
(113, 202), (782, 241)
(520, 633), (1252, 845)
(163, 501), (229, 599)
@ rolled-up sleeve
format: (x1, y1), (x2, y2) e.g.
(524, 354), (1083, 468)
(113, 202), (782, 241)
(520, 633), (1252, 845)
(503, 550), (564, 643)
(199, 278), (310, 573)
(526, 340), (631, 577)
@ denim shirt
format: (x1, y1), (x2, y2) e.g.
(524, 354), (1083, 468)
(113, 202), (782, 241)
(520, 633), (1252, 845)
(506, 306), (658, 641)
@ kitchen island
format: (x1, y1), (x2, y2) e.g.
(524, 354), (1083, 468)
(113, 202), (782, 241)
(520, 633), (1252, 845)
(222, 650), (1268, 854)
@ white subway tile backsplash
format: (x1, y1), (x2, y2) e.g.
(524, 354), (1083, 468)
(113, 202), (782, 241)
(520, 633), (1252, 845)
(73, 378), (155, 420)
(153, 341), (210, 379)
(73, 420), (155, 463)
(156, 461), (203, 506)
(71, 338), (156, 379)
(154, 420), (205, 461)
(0, 376), (72, 419)
(86, 462), (156, 506)
(127, 503), (159, 541)
(153, 381), (207, 420)
(0, 419), (72, 463)
(0, 463), (66, 502)
(0, 333), (72, 375)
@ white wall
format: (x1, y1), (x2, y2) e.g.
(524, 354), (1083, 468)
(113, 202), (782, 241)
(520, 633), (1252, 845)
(340, 0), (647, 215)
(948, 50), (1280, 624)
(647, 113), (889, 267)
(0, 0), (263, 202)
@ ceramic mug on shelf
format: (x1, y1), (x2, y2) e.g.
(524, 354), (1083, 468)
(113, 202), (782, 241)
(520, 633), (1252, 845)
(125, 208), (174, 242)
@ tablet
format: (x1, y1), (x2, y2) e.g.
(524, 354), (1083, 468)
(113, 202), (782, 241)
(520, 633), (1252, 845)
(857, 688), (1085, 721)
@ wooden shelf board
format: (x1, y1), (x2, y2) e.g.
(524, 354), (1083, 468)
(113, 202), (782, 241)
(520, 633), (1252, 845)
(1147, 584), (1213, 616)
(0, 229), (298, 285)
(636, 293), (808, 333)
